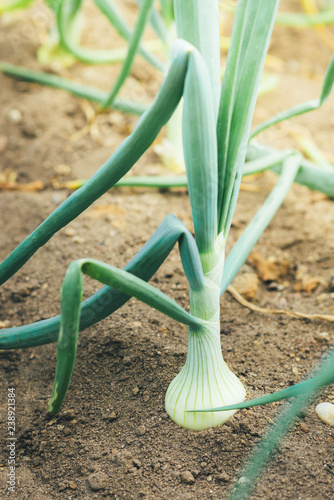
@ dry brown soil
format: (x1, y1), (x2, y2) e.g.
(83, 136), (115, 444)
(0, 1), (334, 499)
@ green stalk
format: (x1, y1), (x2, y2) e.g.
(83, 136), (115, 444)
(94, 0), (163, 70)
(100, 0), (156, 110)
(276, 9), (334, 27)
(160, 0), (174, 28)
(182, 47), (218, 261)
(217, 0), (280, 238)
(148, 4), (168, 43)
(174, 0), (221, 115)
(0, 0), (33, 12)
(250, 54), (334, 140)
(221, 2), (334, 27)
(0, 61), (148, 115)
(243, 149), (294, 176)
(248, 142), (334, 197)
(67, 175), (188, 189)
(57, 0), (157, 67)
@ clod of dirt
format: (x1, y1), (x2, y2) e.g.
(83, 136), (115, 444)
(87, 471), (109, 491)
(136, 425), (146, 436)
(180, 471), (195, 484)
(143, 391), (150, 402)
(293, 274), (321, 293)
(217, 472), (230, 482)
(316, 403), (334, 426)
(231, 272), (259, 300)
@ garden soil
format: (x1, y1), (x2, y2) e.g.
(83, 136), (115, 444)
(0, 1), (334, 499)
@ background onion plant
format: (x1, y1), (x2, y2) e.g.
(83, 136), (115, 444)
(1, 0), (334, 497)
(2, 0), (334, 173)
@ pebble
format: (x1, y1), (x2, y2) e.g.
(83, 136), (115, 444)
(292, 366), (299, 376)
(217, 472), (229, 482)
(87, 471), (108, 491)
(153, 462), (160, 472)
(143, 391), (150, 402)
(299, 423), (309, 432)
(7, 109), (22, 124)
(132, 458), (142, 468)
(132, 386), (140, 395)
(73, 235), (85, 244)
(64, 228), (75, 237)
(180, 471), (195, 484)
(316, 403), (334, 426)
(136, 425), (146, 436)
(238, 476), (250, 485)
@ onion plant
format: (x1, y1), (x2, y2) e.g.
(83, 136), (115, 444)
(1, 0), (334, 439)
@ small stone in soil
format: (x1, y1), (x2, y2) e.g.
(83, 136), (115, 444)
(299, 423), (309, 432)
(143, 391), (150, 402)
(238, 477), (250, 485)
(153, 462), (160, 472)
(133, 458), (142, 468)
(180, 471), (195, 484)
(87, 471), (109, 491)
(136, 425), (146, 436)
(217, 472), (229, 482)
(7, 109), (22, 124)
(103, 411), (117, 421)
(316, 402), (334, 426)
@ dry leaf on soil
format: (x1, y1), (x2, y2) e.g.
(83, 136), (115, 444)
(248, 251), (290, 282)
